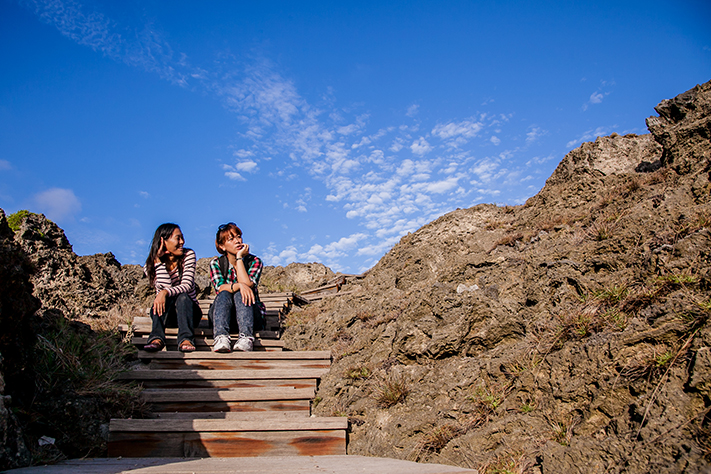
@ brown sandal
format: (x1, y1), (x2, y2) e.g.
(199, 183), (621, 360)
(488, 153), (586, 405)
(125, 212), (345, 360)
(143, 339), (165, 352)
(179, 340), (196, 353)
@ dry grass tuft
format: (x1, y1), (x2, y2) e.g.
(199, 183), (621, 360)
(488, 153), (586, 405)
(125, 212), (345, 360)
(493, 232), (524, 249)
(412, 424), (462, 461)
(479, 450), (533, 474)
(372, 373), (409, 408)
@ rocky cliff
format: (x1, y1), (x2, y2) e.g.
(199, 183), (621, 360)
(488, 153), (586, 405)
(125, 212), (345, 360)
(283, 81), (711, 473)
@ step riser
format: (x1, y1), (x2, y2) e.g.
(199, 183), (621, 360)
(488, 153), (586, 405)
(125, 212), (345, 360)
(147, 400), (311, 413)
(147, 411), (309, 419)
(136, 379), (318, 390)
(145, 361), (331, 371)
(109, 430), (346, 457)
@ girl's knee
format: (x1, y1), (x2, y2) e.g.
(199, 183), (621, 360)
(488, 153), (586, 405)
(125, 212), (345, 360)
(176, 293), (191, 303)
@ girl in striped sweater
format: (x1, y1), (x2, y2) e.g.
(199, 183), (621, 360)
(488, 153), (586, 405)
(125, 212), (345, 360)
(142, 223), (202, 352)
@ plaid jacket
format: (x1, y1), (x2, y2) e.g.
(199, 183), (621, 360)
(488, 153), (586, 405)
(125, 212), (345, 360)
(208, 254), (265, 315)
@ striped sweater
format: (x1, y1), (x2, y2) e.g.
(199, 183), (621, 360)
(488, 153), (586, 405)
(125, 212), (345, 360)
(149, 248), (198, 304)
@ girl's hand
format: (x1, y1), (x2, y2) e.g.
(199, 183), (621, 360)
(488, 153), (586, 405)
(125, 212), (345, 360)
(236, 243), (249, 259)
(155, 238), (167, 262)
(238, 283), (255, 306)
(153, 290), (168, 316)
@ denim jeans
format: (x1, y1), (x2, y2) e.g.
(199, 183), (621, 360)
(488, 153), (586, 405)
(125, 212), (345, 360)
(209, 290), (254, 338)
(149, 293), (201, 346)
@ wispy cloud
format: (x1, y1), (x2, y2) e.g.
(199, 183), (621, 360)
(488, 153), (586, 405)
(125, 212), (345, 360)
(32, 187), (82, 222)
(566, 126), (614, 148)
(526, 126), (547, 144)
(19, 0), (190, 85)
(0, 160), (12, 171)
(432, 119), (483, 140)
(23, 0), (558, 271)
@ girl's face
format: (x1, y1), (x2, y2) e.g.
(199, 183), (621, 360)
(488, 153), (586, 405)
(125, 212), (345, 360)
(219, 230), (243, 256)
(164, 228), (185, 256)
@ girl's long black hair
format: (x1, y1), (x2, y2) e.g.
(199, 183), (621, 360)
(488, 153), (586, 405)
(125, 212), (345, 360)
(145, 223), (183, 287)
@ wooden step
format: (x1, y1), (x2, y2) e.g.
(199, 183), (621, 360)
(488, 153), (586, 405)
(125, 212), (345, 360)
(148, 411), (309, 419)
(119, 316), (281, 340)
(136, 350), (332, 371)
(143, 387), (314, 414)
(121, 320), (280, 340)
(119, 368), (326, 390)
(142, 387), (315, 403)
(109, 415), (347, 457)
(131, 336), (284, 352)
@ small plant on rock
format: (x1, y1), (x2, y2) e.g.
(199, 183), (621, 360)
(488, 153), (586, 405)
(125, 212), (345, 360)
(413, 424), (461, 461)
(345, 365), (371, 380)
(480, 450), (531, 474)
(373, 373), (409, 408)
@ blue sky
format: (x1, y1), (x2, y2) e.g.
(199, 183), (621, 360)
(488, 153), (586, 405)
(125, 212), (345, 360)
(1, 0), (709, 273)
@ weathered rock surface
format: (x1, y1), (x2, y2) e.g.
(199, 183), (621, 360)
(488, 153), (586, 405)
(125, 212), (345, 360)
(261, 262), (337, 292)
(12, 213), (141, 321)
(283, 81), (711, 473)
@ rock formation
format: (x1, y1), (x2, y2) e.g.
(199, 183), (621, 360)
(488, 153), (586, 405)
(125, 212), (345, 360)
(284, 81), (711, 473)
(0, 210), (40, 469)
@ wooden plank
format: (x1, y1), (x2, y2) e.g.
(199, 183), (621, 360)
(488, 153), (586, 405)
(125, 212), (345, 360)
(141, 387), (315, 403)
(109, 429), (346, 457)
(147, 411), (309, 419)
(125, 320), (283, 338)
(131, 336), (284, 351)
(145, 359), (331, 371)
(137, 350), (331, 360)
(123, 325), (281, 340)
(132, 379), (317, 391)
(119, 368), (328, 381)
(110, 417), (348, 432)
(147, 399), (310, 413)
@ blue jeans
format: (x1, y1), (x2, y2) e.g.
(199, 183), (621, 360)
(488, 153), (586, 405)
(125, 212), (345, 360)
(149, 293), (201, 346)
(209, 290), (254, 338)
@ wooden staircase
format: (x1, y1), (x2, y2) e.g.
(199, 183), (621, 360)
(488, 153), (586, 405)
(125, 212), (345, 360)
(110, 293), (347, 457)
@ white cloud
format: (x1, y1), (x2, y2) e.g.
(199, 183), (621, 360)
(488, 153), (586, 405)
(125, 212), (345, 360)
(410, 137), (432, 156)
(225, 171), (245, 181)
(389, 139), (404, 152)
(138, 191), (150, 198)
(32, 188), (81, 222)
(526, 126), (545, 144)
(233, 149), (254, 158)
(490, 136), (501, 145)
(590, 91), (603, 104)
(20, 0), (189, 85)
(0, 160), (11, 171)
(566, 126), (613, 148)
(432, 120), (483, 140)
(406, 104), (419, 117)
(235, 160), (258, 173)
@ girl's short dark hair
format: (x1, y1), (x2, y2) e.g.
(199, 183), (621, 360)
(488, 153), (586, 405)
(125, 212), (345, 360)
(215, 222), (242, 255)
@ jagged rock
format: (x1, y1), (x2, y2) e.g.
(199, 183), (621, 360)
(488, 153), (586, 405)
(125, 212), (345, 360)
(284, 81), (711, 472)
(12, 212), (139, 320)
(261, 262), (337, 293)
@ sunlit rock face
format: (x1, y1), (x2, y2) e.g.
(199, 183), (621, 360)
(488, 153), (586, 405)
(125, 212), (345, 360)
(282, 81), (711, 473)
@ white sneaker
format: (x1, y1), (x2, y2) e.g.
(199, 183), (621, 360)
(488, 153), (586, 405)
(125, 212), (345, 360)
(233, 334), (254, 352)
(212, 334), (232, 353)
